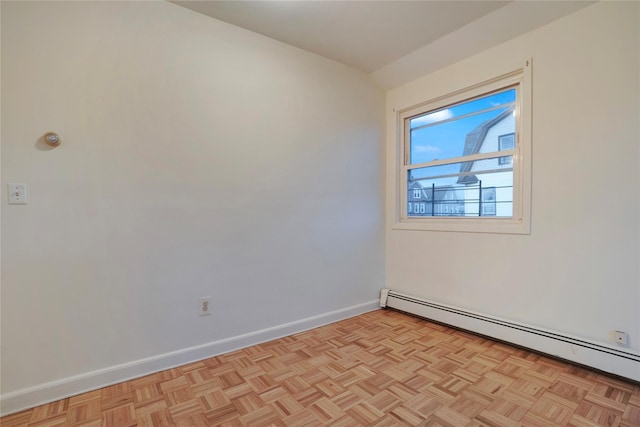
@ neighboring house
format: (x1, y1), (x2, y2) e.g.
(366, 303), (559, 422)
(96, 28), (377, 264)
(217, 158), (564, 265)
(457, 107), (515, 217)
(407, 181), (465, 216)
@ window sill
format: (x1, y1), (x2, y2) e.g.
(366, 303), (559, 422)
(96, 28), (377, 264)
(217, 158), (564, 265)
(392, 217), (531, 235)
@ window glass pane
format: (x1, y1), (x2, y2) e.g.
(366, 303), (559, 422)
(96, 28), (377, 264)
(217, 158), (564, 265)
(408, 88), (516, 165)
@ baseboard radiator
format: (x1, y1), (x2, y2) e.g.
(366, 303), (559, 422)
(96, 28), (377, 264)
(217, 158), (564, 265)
(380, 289), (640, 382)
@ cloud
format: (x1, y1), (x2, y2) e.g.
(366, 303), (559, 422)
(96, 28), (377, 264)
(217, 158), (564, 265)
(414, 145), (441, 154)
(411, 109), (453, 128)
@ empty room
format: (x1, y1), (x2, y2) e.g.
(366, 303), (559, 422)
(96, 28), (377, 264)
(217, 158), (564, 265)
(1, 1), (639, 425)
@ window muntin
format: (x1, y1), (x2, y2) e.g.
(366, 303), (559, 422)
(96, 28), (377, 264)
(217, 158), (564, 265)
(394, 61), (531, 234)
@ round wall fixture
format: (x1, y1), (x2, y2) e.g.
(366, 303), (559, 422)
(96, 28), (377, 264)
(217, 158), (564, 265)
(43, 132), (61, 147)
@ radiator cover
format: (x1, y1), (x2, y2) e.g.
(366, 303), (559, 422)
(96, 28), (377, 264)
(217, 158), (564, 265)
(380, 289), (640, 382)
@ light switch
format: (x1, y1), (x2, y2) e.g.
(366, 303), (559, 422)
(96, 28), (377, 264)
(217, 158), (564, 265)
(8, 183), (28, 204)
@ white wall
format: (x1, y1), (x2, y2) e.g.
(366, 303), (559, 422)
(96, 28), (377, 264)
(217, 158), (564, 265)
(0, 0), (384, 408)
(386, 2), (639, 351)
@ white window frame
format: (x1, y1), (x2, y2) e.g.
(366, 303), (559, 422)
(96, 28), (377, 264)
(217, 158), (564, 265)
(392, 59), (532, 234)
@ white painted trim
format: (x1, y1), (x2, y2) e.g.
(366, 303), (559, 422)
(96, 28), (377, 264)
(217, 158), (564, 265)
(392, 59), (532, 235)
(0, 301), (379, 416)
(384, 290), (640, 382)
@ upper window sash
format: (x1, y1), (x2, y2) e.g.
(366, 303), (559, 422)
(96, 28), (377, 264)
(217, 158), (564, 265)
(404, 88), (518, 167)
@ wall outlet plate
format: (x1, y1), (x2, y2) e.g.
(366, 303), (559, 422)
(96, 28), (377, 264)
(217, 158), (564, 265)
(8, 183), (28, 204)
(614, 331), (628, 345)
(199, 297), (211, 316)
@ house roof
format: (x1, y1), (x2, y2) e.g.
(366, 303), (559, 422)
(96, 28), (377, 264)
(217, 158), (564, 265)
(408, 181), (453, 202)
(456, 106), (514, 184)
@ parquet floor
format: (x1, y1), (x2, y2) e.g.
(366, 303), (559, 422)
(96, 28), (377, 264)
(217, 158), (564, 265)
(2, 309), (639, 426)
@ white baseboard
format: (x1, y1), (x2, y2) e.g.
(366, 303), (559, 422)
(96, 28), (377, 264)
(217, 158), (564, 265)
(0, 300), (379, 416)
(381, 289), (640, 382)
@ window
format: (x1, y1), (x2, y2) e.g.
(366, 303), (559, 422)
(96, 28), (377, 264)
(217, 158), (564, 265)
(413, 189), (421, 199)
(481, 187), (496, 216)
(393, 60), (531, 234)
(499, 133), (515, 165)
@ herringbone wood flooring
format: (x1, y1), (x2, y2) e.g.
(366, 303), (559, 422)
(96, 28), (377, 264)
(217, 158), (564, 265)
(2, 309), (639, 426)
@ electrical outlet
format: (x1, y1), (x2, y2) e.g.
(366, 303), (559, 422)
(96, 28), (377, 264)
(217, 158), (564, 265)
(614, 331), (628, 345)
(199, 297), (211, 316)
(8, 183), (28, 204)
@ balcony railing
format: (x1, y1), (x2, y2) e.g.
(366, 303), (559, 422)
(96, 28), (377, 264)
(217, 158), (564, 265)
(407, 181), (513, 217)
